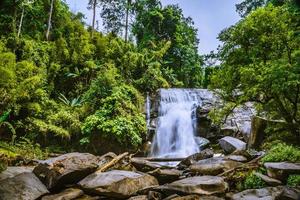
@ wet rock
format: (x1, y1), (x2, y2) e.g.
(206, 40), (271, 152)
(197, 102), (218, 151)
(253, 172), (282, 186)
(225, 155), (248, 162)
(158, 176), (228, 195)
(219, 136), (246, 154)
(0, 166), (33, 181)
(78, 170), (159, 198)
(148, 168), (183, 184)
(194, 137), (210, 150)
(0, 172), (49, 200)
(177, 149), (214, 168)
(131, 158), (169, 172)
(33, 152), (111, 191)
(231, 186), (285, 200)
(189, 157), (241, 175)
(264, 162), (300, 181)
(41, 188), (84, 200)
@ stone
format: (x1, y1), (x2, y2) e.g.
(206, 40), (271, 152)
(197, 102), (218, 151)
(128, 195), (148, 200)
(189, 157), (242, 175)
(0, 172), (49, 200)
(278, 187), (300, 200)
(253, 172), (282, 186)
(158, 176), (228, 195)
(78, 170), (159, 198)
(231, 149), (252, 160)
(264, 162), (300, 181)
(0, 166), (33, 181)
(131, 157), (170, 172)
(74, 195), (101, 200)
(171, 195), (224, 200)
(148, 191), (163, 200)
(33, 152), (111, 191)
(41, 188), (84, 200)
(148, 168), (183, 184)
(231, 186), (289, 200)
(219, 136), (246, 154)
(225, 155), (248, 162)
(194, 137), (211, 150)
(177, 149), (214, 168)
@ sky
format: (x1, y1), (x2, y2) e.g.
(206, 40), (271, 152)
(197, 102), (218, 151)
(65, 0), (242, 55)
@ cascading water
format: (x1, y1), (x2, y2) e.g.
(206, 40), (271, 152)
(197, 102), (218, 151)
(150, 89), (204, 158)
(146, 92), (151, 129)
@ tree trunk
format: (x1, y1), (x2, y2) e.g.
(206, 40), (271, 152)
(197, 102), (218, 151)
(91, 0), (97, 38)
(124, 0), (130, 42)
(17, 7), (25, 38)
(46, 0), (54, 40)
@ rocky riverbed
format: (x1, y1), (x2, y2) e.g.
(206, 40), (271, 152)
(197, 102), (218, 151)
(0, 137), (299, 200)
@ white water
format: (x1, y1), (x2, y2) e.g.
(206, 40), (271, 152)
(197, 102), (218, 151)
(146, 92), (151, 129)
(150, 89), (204, 158)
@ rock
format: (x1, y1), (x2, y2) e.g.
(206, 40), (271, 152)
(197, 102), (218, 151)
(74, 195), (101, 200)
(33, 152), (111, 191)
(177, 149), (214, 168)
(171, 195), (224, 200)
(231, 186), (292, 200)
(219, 136), (246, 154)
(0, 172), (49, 200)
(264, 162), (300, 181)
(158, 176), (228, 195)
(248, 116), (268, 148)
(194, 137), (210, 150)
(148, 168), (183, 184)
(148, 191), (163, 200)
(163, 194), (181, 200)
(0, 166), (34, 181)
(278, 187), (300, 200)
(189, 157), (241, 175)
(78, 170), (159, 198)
(230, 149), (252, 160)
(131, 157), (169, 172)
(41, 188), (84, 200)
(128, 195), (148, 200)
(253, 172), (282, 186)
(225, 155), (248, 162)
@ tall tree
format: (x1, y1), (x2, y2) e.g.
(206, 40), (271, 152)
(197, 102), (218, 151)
(88, 0), (101, 38)
(46, 0), (55, 40)
(17, 0), (34, 38)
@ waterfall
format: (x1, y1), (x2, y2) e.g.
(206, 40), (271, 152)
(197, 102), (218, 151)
(150, 89), (204, 158)
(146, 92), (151, 129)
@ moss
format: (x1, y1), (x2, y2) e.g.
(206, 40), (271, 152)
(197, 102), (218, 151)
(261, 143), (300, 163)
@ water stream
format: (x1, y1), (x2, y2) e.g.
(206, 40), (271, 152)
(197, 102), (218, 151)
(150, 89), (205, 158)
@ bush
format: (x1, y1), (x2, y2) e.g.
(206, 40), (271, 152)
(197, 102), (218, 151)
(287, 175), (300, 187)
(239, 171), (267, 190)
(261, 143), (300, 163)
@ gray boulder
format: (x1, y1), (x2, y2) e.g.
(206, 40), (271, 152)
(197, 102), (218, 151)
(0, 172), (49, 200)
(78, 170), (159, 198)
(131, 157), (168, 172)
(264, 162), (300, 181)
(189, 157), (242, 175)
(33, 152), (114, 191)
(177, 149), (214, 168)
(219, 136), (246, 154)
(158, 176), (228, 195)
(41, 188), (84, 200)
(148, 168), (183, 184)
(0, 166), (33, 181)
(253, 172), (282, 186)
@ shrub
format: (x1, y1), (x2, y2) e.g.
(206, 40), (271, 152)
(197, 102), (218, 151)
(261, 143), (300, 163)
(240, 171), (267, 190)
(287, 175), (300, 187)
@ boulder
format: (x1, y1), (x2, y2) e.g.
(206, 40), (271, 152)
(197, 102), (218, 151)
(158, 176), (228, 195)
(148, 168), (183, 184)
(231, 187), (281, 200)
(225, 155), (248, 162)
(278, 187), (300, 200)
(0, 172), (49, 200)
(194, 137), (210, 150)
(148, 191), (163, 200)
(177, 149), (214, 168)
(171, 195), (224, 200)
(189, 157), (242, 175)
(41, 188), (84, 200)
(264, 162), (300, 181)
(0, 166), (33, 181)
(248, 116), (268, 148)
(253, 172), (282, 186)
(74, 195), (101, 200)
(131, 157), (169, 172)
(33, 152), (113, 191)
(78, 170), (159, 198)
(219, 136), (246, 154)
(128, 195), (148, 200)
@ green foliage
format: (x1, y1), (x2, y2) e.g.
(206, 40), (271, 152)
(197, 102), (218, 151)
(241, 171), (267, 190)
(287, 175), (300, 187)
(261, 143), (300, 163)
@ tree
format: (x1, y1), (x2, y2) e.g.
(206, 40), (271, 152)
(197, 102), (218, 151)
(88, 0), (101, 38)
(46, 0), (55, 40)
(17, 0), (35, 38)
(211, 5), (300, 136)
